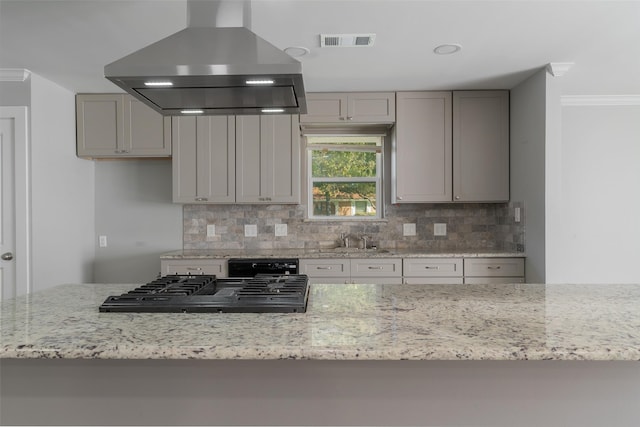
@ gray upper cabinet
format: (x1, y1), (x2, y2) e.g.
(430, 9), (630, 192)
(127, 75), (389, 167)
(236, 115), (300, 204)
(172, 115), (300, 204)
(76, 94), (171, 158)
(300, 92), (395, 124)
(393, 91), (453, 203)
(453, 91), (509, 202)
(172, 116), (235, 203)
(393, 90), (509, 203)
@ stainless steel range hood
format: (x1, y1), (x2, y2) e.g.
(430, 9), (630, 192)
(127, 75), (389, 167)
(104, 6), (306, 116)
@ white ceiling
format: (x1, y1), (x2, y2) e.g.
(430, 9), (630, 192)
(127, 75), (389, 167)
(1, 0), (639, 95)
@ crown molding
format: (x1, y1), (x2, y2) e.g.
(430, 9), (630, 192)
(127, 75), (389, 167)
(0, 68), (31, 82)
(561, 95), (640, 106)
(546, 62), (574, 77)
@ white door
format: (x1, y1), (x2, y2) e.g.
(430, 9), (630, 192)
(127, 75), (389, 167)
(0, 107), (29, 300)
(1, 116), (16, 299)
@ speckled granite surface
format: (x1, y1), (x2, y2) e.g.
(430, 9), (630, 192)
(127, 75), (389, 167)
(2, 282), (639, 361)
(160, 249), (525, 259)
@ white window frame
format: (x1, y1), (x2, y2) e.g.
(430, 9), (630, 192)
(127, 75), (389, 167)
(305, 136), (383, 220)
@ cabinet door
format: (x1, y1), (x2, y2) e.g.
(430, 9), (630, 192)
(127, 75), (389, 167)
(76, 94), (170, 158)
(299, 93), (348, 123)
(347, 92), (395, 123)
(125, 97), (171, 156)
(453, 91), (509, 202)
(76, 94), (123, 157)
(393, 92), (452, 202)
(172, 116), (235, 203)
(236, 115), (300, 203)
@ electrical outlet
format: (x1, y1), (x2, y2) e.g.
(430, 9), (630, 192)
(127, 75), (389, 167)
(403, 223), (416, 236)
(206, 224), (216, 237)
(434, 223), (447, 236)
(244, 224), (258, 237)
(275, 223), (287, 237)
(99, 235), (108, 248)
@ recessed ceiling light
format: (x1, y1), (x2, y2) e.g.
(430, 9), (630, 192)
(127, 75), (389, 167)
(284, 46), (310, 57)
(434, 44), (462, 55)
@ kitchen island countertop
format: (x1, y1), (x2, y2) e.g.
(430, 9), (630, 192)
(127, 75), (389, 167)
(2, 282), (639, 361)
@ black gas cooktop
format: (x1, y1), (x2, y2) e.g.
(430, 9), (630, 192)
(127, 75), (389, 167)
(99, 274), (309, 313)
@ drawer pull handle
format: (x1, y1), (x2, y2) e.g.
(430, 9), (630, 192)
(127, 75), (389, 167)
(186, 267), (202, 271)
(425, 266), (440, 270)
(368, 266), (384, 270)
(317, 266), (332, 270)
(487, 266), (502, 270)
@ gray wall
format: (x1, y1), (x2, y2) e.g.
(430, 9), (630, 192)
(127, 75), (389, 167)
(93, 159), (182, 283)
(510, 69), (548, 283)
(2, 74), (95, 291)
(547, 102), (640, 283)
(30, 74), (95, 290)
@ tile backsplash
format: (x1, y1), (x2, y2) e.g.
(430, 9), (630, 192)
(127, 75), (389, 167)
(183, 202), (525, 252)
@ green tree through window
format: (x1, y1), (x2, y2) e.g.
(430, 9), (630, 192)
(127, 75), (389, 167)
(307, 136), (382, 219)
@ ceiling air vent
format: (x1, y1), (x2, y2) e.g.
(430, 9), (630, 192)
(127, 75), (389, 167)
(320, 34), (376, 47)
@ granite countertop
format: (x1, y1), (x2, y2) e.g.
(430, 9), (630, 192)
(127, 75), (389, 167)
(1, 282), (639, 361)
(160, 249), (526, 259)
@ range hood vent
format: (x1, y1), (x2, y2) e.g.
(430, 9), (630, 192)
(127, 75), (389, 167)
(105, 26), (307, 116)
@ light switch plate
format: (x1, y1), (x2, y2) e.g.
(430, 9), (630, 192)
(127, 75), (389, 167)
(275, 224), (287, 237)
(206, 224), (216, 237)
(514, 207), (521, 223)
(403, 223), (416, 236)
(244, 224), (258, 237)
(434, 223), (447, 236)
(99, 235), (107, 248)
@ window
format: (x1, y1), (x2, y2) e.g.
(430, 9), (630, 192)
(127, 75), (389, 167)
(306, 135), (382, 219)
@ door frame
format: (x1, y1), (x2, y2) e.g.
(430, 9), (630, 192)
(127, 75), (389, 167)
(1, 106), (31, 295)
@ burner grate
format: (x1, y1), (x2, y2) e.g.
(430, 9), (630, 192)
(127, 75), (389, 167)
(99, 274), (309, 313)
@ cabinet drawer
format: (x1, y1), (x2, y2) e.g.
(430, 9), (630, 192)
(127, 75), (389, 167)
(299, 259), (350, 277)
(351, 258), (402, 277)
(403, 258), (463, 277)
(161, 260), (227, 276)
(463, 258), (524, 277)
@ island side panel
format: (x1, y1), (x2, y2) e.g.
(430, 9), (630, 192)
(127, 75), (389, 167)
(1, 359), (639, 426)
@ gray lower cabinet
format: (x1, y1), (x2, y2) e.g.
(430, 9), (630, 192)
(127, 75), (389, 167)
(299, 259), (350, 284)
(402, 258), (464, 284)
(392, 90), (509, 203)
(299, 258), (402, 284)
(172, 115), (300, 204)
(160, 259), (228, 277)
(76, 94), (171, 158)
(463, 258), (525, 284)
(300, 92), (396, 124)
